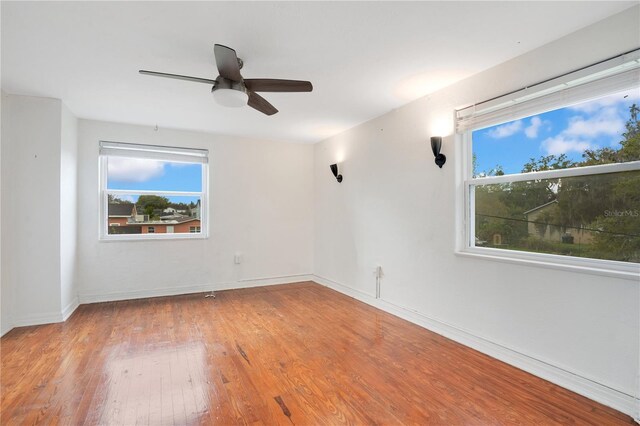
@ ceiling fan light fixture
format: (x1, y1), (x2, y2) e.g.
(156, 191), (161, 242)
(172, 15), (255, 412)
(212, 88), (248, 107)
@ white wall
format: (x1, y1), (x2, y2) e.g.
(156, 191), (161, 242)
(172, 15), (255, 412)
(76, 120), (314, 302)
(1, 94), (63, 326)
(313, 7), (639, 417)
(0, 91), (6, 336)
(60, 104), (78, 317)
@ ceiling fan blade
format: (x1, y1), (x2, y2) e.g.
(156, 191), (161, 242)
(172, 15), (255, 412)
(139, 70), (216, 85)
(247, 91), (278, 116)
(244, 79), (313, 92)
(214, 44), (243, 82)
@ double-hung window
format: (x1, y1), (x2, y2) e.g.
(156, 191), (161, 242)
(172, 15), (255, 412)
(458, 50), (640, 277)
(99, 141), (208, 240)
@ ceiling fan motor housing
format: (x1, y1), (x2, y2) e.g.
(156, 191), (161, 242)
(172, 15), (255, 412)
(212, 76), (248, 107)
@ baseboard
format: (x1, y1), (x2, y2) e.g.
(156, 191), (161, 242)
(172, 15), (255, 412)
(62, 296), (79, 321)
(4, 297), (78, 333)
(79, 283), (216, 304)
(312, 274), (638, 419)
(13, 311), (65, 327)
(78, 274), (314, 304)
(235, 273), (314, 287)
(1, 321), (13, 337)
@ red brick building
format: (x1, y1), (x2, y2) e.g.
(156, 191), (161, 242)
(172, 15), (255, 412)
(108, 203), (201, 235)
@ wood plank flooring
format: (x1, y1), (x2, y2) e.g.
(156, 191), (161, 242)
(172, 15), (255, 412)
(1, 282), (634, 425)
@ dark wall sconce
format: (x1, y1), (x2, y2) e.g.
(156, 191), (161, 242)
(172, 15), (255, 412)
(330, 163), (343, 183)
(431, 136), (446, 168)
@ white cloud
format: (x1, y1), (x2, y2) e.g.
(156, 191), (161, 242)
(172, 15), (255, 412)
(564, 106), (624, 138)
(540, 135), (595, 156)
(537, 88), (636, 157)
(487, 120), (522, 138)
(108, 158), (165, 182)
(167, 162), (192, 168)
(524, 116), (542, 138)
(570, 88), (640, 113)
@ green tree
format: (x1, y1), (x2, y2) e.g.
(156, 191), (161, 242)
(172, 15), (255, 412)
(590, 172), (640, 261)
(522, 154), (576, 173)
(108, 194), (130, 204)
(137, 195), (170, 220)
(547, 103), (640, 261)
(475, 184), (521, 244)
(474, 165), (527, 245)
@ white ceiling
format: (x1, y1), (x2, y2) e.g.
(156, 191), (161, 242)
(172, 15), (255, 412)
(1, 1), (635, 143)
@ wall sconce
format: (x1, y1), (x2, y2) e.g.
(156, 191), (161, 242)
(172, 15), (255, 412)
(431, 136), (446, 168)
(330, 163), (343, 183)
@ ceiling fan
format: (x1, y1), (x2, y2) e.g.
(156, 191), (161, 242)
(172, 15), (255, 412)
(139, 44), (313, 116)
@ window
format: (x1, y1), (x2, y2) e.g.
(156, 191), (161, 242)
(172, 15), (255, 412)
(189, 226), (201, 233)
(457, 51), (640, 276)
(99, 141), (208, 240)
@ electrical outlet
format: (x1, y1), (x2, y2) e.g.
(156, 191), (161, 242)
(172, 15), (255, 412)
(234, 253), (242, 264)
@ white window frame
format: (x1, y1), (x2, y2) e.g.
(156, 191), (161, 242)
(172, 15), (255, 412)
(99, 141), (209, 241)
(457, 50), (640, 280)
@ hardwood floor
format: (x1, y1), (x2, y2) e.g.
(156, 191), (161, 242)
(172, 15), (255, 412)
(1, 282), (633, 425)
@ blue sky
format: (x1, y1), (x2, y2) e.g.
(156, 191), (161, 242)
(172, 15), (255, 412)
(472, 88), (639, 176)
(107, 160), (202, 204)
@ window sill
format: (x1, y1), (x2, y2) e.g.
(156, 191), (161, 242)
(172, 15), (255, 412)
(455, 247), (639, 281)
(100, 234), (208, 242)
